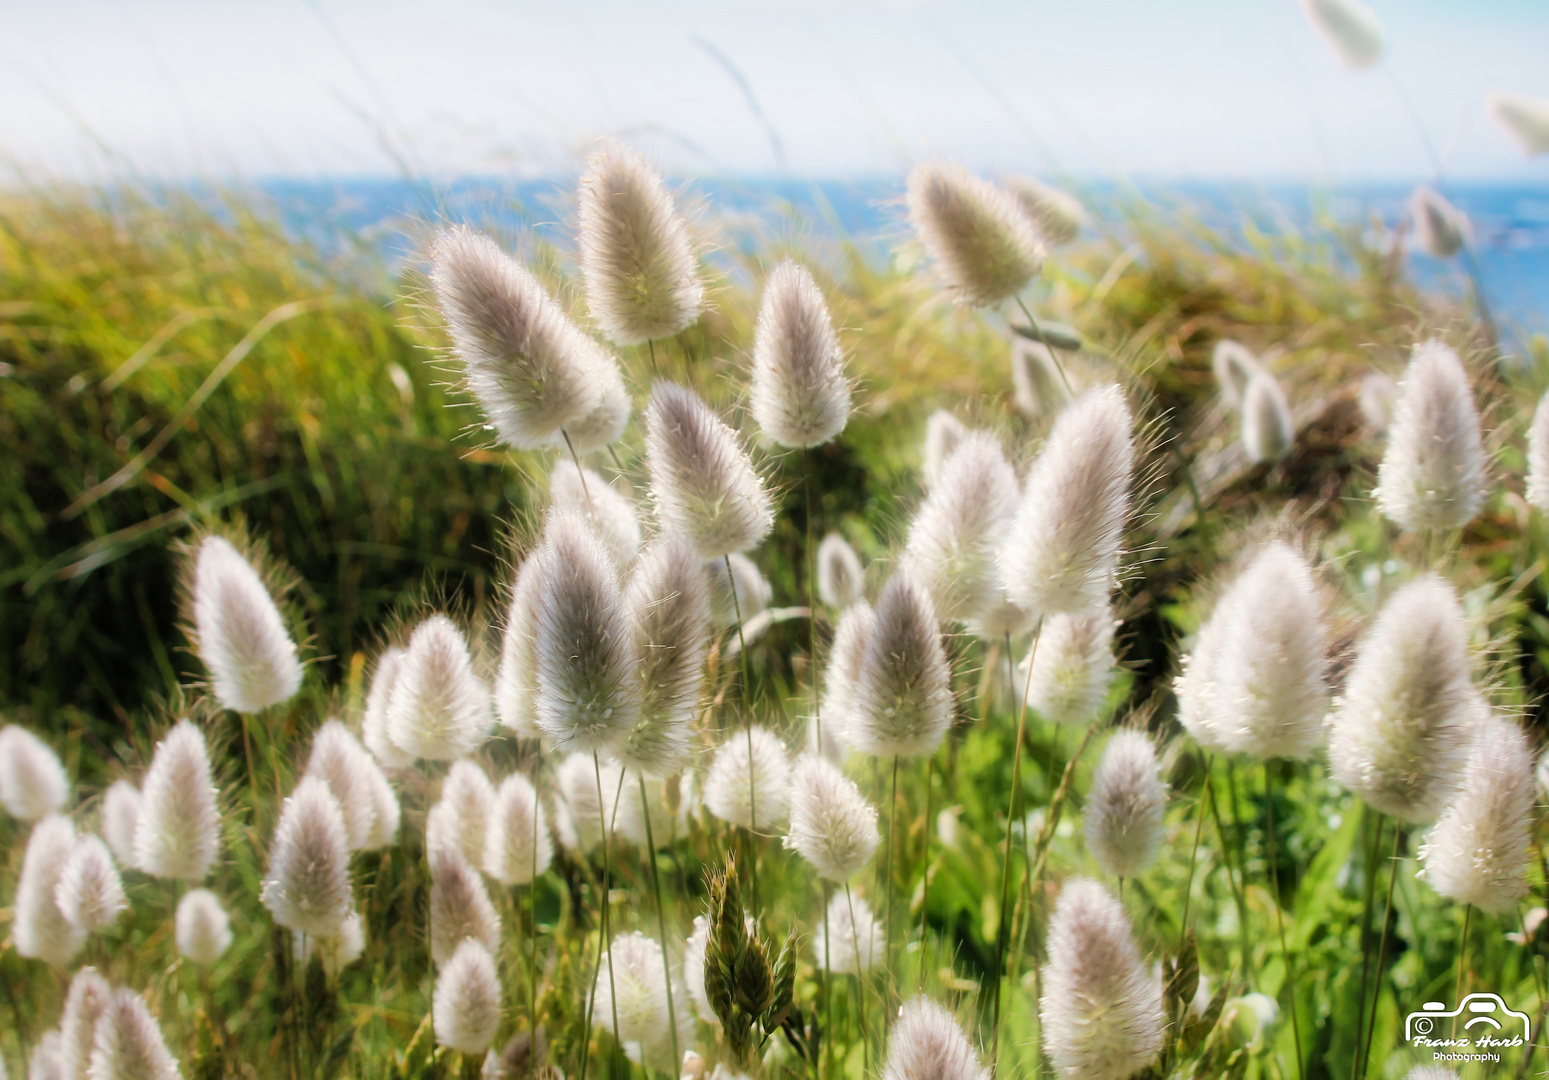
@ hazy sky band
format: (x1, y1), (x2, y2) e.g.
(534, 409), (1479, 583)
(2, 0), (1547, 181)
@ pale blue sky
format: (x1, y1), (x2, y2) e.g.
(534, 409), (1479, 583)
(2, 0), (1547, 181)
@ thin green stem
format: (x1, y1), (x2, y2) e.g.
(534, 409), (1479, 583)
(1361, 825), (1404, 1079)
(638, 773), (681, 1077)
(884, 753), (900, 1038)
(1177, 751), (1214, 948)
(724, 553), (760, 909)
(1452, 904), (1474, 1042)
(804, 446), (820, 754)
(592, 753), (623, 1076)
(1351, 810), (1382, 1080)
(844, 882), (871, 1079)
(1264, 764), (1304, 1080)
(647, 339), (661, 378)
(822, 879), (833, 1080)
(1013, 295), (1074, 396)
(918, 754), (933, 994)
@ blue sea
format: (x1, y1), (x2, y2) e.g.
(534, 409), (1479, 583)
(252, 175), (1549, 344)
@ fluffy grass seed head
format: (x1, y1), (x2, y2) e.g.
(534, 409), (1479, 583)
(0, 725), (69, 821)
(1328, 574), (1480, 822)
(1020, 609), (1116, 727)
(558, 354), (632, 454)
(1526, 390), (1549, 511)
(1176, 543), (1329, 761)
(30, 1030), (62, 1080)
(922, 410), (968, 490)
(261, 775), (353, 938)
(1418, 714), (1534, 914)
(484, 772), (553, 886)
(817, 532), (865, 609)
(882, 997), (989, 1080)
(1002, 175), (1087, 246)
(134, 719), (220, 881)
(1360, 371), (1399, 434)
(55, 835), (125, 933)
(845, 573), (953, 758)
(439, 759), (497, 869)
(531, 510), (641, 755)
(551, 460), (641, 568)
(1487, 91), (1549, 156)
(620, 534), (712, 777)
(1212, 340), (1264, 408)
(434, 939), (503, 1055)
(707, 552), (772, 629)
(14, 814), (84, 967)
(430, 848), (502, 966)
(191, 535), (303, 713)
(387, 615), (492, 762)
(1299, 0), (1384, 69)
(1374, 340), (1487, 534)
(1084, 731), (1166, 879)
(175, 888), (233, 966)
(58, 966), (112, 1080)
(902, 431), (1021, 625)
(704, 726), (791, 831)
(1411, 186), (1468, 259)
(1041, 878), (1165, 1080)
(822, 600), (876, 740)
(90, 989), (181, 1080)
(815, 891), (883, 975)
(750, 260), (851, 449)
(429, 225), (609, 449)
(305, 720), (385, 851)
(496, 556), (543, 739)
(578, 139), (703, 345)
(783, 754), (881, 881)
(1241, 371), (1294, 464)
(592, 932), (693, 1073)
(906, 162), (1044, 307)
(101, 780), (142, 868)
(551, 750), (620, 855)
(645, 382), (774, 559)
(293, 908), (366, 979)
(1011, 340), (1072, 420)
(362, 646), (414, 769)
(999, 385), (1135, 620)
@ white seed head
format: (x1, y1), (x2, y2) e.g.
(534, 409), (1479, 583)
(1487, 91), (1549, 156)
(999, 385), (1135, 620)
(358, 752), (400, 851)
(362, 647), (414, 769)
(1527, 390), (1549, 512)
(426, 801), (462, 865)
(133, 720), (220, 882)
(551, 460), (641, 569)
(484, 772), (553, 886)
(89, 989), (180, 1080)
(261, 775), (353, 938)
(683, 915), (717, 1023)
(387, 615), (492, 762)
(751, 260), (851, 449)
(817, 533), (865, 610)
(531, 511), (640, 755)
(0, 726), (68, 821)
(814, 892), (884, 976)
(578, 140), (703, 345)
(496, 557), (543, 739)
(59, 966), (112, 1080)
(882, 998), (988, 1080)
(1020, 609), (1116, 727)
(846, 574), (953, 759)
(551, 750), (621, 856)
(1175, 543), (1329, 761)
(1083, 732), (1165, 879)
(14, 814), (83, 967)
(822, 600), (876, 741)
(191, 535), (302, 713)
(430, 848), (502, 966)
(1241, 372), (1294, 464)
(902, 431), (1020, 624)
(1002, 175), (1087, 246)
(1360, 371), (1398, 434)
(30, 1032), (62, 1080)
(906, 162), (1044, 307)
(559, 354), (633, 453)
(100, 781), (142, 868)
(55, 835), (124, 933)
(1299, 0), (1384, 69)
(175, 889), (232, 966)
(922, 411), (968, 490)
(1374, 340), (1487, 534)
(429, 225), (610, 448)
(1041, 878), (1164, 1080)
(1410, 187), (1468, 259)
(645, 383), (773, 559)
(433, 939), (502, 1055)
(440, 759), (497, 869)
(1011, 340), (1071, 420)
(620, 535), (712, 777)
(704, 726), (790, 830)
(1212, 340), (1264, 408)
(1418, 715), (1534, 914)
(783, 754), (880, 881)
(293, 907), (366, 979)
(305, 721), (382, 851)
(1327, 574), (1480, 823)
(706, 552), (772, 629)
(592, 932), (693, 1073)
